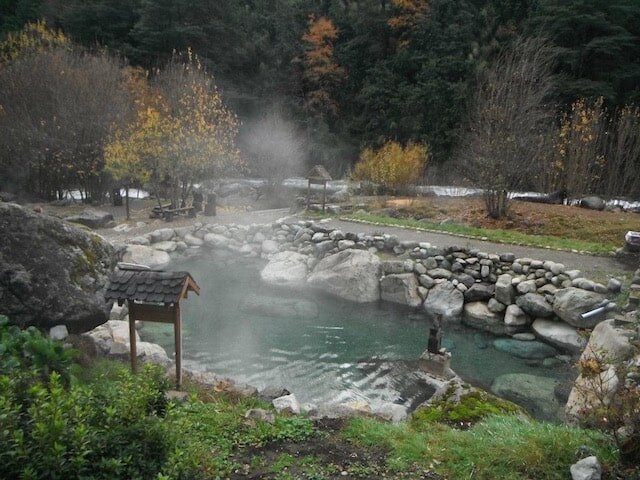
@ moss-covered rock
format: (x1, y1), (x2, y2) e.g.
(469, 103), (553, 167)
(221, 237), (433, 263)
(412, 382), (524, 428)
(0, 203), (117, 333)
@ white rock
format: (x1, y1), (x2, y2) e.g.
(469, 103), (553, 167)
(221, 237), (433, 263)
(308, 249), (381, 303)
(423, 281), (464, 322)
(504, 304), (529, 326)
(49, 325), (69, 341)
(260, 251), (309, 286)
(108, 320), (140, 344)
(122, 245), (171, 268)
(273, 394), (301, 414)
(204, 233), (228, 248)
(153, 240), (177, 253)
(149, 228), (175, 243)
(261, 239), (280, 254)
(532, 319), (586, 354)
(570, 456), (601, 480)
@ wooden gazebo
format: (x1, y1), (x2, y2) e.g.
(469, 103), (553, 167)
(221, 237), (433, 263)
(306, 165), (332, 212)
(105, 264), (200, 387)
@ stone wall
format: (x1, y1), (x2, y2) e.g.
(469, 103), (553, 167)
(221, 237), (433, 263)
(125, 218), (624, 358)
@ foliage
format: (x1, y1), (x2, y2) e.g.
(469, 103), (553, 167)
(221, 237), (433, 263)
(105, 52), (241, 207)
(0, 20), (68, 63)
(0, 23), (132, 201)
(344, 414), (618, 479)
(354, 141), (428, 193)
(411, 389), (523, 428)
(457, 36), (557, 218)
(301, 15), (345, 120)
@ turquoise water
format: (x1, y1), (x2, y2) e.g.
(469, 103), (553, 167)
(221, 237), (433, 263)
(143, 253), (572, 415)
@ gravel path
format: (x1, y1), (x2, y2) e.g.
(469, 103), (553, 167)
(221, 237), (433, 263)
(99, 207), (636, 282)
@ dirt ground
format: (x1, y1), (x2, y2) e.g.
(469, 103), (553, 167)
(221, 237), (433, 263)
(378, 196), (640, 248)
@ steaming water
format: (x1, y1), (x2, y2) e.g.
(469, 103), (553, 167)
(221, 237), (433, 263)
(142, 254), (573, 418)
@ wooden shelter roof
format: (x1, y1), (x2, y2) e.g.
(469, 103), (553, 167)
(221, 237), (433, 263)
(105, 264), (200, 305)
(307, 165), (332, 182)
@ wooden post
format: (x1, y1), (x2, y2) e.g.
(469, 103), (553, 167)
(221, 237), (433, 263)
(174, 303), (182, 388)
(128, 302), (138, 374)
(306, 179), (311, 210)
(322, 181), (327, 213)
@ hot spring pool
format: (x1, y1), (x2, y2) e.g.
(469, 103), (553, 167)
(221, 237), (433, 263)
(142, 253), (574, 420)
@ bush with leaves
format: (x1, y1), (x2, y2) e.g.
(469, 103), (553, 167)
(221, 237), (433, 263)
(354, 141), (428, 194)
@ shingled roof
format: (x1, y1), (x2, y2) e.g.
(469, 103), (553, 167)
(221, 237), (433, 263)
(307, 165), (332, 182)
(105, 265), (200, 305)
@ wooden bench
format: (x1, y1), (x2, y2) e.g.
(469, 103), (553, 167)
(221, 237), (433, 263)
(150, 203), (173, 219)
(163, 206), (195, 222)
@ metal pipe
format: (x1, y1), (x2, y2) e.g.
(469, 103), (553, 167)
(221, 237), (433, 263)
(580, 300), (616, 321)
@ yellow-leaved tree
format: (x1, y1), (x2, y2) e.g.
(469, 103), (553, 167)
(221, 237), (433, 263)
(354, 141), (428, 194)
(105, 52), (241, 214)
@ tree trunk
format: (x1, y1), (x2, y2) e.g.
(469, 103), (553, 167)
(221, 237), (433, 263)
(485, 189), (509, 219)
(125, 186), (130, 220)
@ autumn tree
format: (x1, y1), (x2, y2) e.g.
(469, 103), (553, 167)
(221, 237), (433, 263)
(458, 36), (556, 219)
(388, 0), (429, 46)
(106, 52), (242, 209)
(301, 15), (345, 120)
(0, 23), (132, 200)
(354, 141), (428, 194)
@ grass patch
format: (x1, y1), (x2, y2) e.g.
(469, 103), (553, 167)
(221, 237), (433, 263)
(344, 212), (618, 254)
(343, 414), (619, 479)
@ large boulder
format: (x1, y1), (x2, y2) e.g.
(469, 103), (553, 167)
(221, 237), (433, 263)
(380, 273), (422, 307)
(65, 209), (115, 229)
(493, 338), (558, 359)
(423, 281), (464, 322)
(121, 244), (171, 269)
(0, 202), (116, 333)
(463, 283), (494, 302)
(492, 373), (562, 421)
(516, 293), (553, 318)
(553, 288), (606, 328)
(260, 251), (309, 286)
(532, 319), (586, 354)
(307, 249), (381, 302)
(462, 302), (510, 335)
(579, 196), (606, 211)
(580, 319), (635, 364)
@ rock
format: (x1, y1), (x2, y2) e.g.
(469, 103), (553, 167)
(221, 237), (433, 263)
(0, 203), (116, 333)
(128, 236), (150, 246)
(570, 456), (601, 480)
(516, 293), (553, 318)
(184, 234), (204, 247)
(418, 274), (435, 289)
(109, 319), (140, 344)
(513, 332), (536, 341)
(149, 228), (175, 243)
(462, 302), (509, 335)
(495, 274), (514, 305)
(579, 196), (606, 211)
(260, 251), (309, 286)
(580, 319), (635, 363)
(373, 402), (408, 423)
(532, 319), (586, 354)
(492, 373), (561, 421)
(273, 393), (300, 414)
(516, 279), (537, 294)
(137, 341), (171, 367)
(338, 240), (355, 250)
(259, 386), (291, 401)
(463, 283), (495, 302)
(245, 408), (275, 424)
(49, 324), (69, 341)
(261, 239), (279, 254)
(607, 278), (622, 293)
(153, 240), (177, 253)
(566, 366), (620, 422)
(165, 390), (189, 403)
(122, 245), (171, 269)
(504, 304), (529, 326)
(382, 260), (406, 275)
(625, 231), (640, 252)
(427, 268), (452, 280)
(110, 303), (128, 320)
(380, 273), (422, 308)
(64, 209), (115, 229)
(307, 249), (381, 303)
(493, 338), (558, 359)
(203, 233), (228, 248)
(487, 298), (506, 313)
(423, 281), (464, 322)
(553, 288), (606, 328)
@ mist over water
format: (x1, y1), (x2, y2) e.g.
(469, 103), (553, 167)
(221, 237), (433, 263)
(142, 254), (573, 419)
